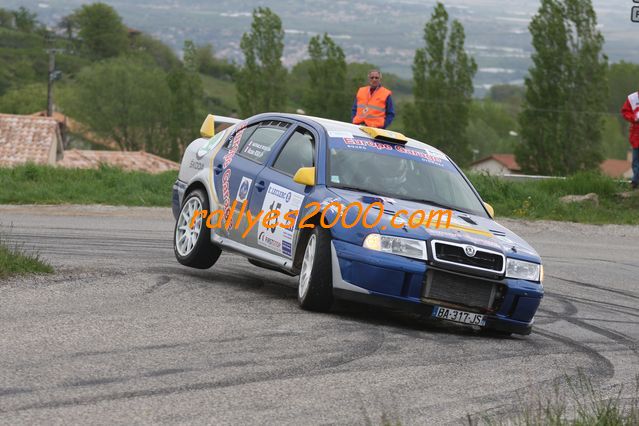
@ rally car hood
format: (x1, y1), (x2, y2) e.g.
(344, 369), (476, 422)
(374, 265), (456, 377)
(327, 187), (541, 263)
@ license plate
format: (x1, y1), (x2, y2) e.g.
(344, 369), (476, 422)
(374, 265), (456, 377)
(432, 306), (486, 326)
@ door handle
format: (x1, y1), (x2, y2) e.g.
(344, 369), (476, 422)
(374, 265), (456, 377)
(214, 164), (223, 175)
(255, 180), (266, 192)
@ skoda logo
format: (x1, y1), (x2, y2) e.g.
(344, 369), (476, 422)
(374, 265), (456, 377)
(464, 245), (476, 257)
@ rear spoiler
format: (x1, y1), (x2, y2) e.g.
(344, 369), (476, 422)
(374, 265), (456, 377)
(200, 114), (242, 138)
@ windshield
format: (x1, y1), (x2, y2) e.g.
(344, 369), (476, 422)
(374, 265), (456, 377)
(327, 137), (486, 216)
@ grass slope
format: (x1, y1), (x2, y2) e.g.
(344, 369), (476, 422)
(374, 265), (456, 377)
(0, 164), (177, 207)
(469, 172), (639, 225)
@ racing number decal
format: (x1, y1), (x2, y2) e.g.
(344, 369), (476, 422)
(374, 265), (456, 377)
(257, 183), (305, 257)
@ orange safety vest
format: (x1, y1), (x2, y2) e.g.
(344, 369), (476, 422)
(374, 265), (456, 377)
(353, 86), (392, 128)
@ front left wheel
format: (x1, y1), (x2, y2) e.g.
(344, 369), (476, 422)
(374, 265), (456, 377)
(174, 189), (221, 269)
(298, 227), (333, 312)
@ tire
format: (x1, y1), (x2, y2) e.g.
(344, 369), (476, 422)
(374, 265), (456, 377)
(174, 188), (221, 269)
(298, 227), (333, 312)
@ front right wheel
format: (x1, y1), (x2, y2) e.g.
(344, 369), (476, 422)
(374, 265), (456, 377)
(298, 227), (333, 312)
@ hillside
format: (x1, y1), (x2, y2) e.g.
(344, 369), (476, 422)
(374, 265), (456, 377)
(6, 0), (638, 94)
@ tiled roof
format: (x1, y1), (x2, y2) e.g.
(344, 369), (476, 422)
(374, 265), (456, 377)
(0, 113), (62, 166)
(600, 159), (631, 178)
(471, 153), (521, 171)
(58, 149), (179, 174)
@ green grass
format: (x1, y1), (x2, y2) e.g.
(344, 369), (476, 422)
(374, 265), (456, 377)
(0, 164), (177, 207)
(469, 172), (639, 225)
(200, 73), (239, 114)
(0, 239), (53, 279)
(473, 372), (639, 426)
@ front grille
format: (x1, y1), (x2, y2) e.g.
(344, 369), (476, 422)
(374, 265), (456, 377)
(423, 269), (498, 311)
(432, 241), (504, 273)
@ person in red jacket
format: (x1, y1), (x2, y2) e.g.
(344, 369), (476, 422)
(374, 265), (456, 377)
(351, 70), (395, 129)
(621, 90), (639, 189)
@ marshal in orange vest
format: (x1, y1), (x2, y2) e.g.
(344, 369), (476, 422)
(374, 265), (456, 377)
(352, 86), (392, 128)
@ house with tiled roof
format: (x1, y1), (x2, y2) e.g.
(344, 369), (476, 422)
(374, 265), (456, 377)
(0, 113), (64, 166)
(470, 154), (521, 175)
(1, 112), (178, 174)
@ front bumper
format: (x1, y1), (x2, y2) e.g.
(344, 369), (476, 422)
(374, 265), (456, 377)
(331, 239), (543, 335)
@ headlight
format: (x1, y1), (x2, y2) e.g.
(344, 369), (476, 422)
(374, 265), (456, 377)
(363, 234), (427, 260)
(506, 258), (541, 281)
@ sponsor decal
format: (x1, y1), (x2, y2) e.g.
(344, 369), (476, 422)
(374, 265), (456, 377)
(257, 183), (305, 257)
(189, 160), (204, 170)
(236, 176), (252, 202)
(219, 122), (248, 229)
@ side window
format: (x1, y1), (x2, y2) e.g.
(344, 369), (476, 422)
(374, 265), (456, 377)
(272, 128), (315, 176)
(223, 124), (258, 149)
(238, 125), (287, 164)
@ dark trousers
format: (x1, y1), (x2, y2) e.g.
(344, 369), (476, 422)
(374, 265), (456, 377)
(633, 147), (639, 184)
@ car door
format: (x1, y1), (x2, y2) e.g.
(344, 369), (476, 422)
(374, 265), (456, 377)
(244, 124), (317, 259)
(211, 120), (292, 243)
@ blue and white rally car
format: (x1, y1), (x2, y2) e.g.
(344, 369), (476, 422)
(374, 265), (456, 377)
(172, 113), (543, 336)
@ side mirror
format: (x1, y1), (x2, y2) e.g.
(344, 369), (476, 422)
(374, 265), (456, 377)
(200, 114), (215, 138)
(293, 167), (316, 186)
(484, 202), (495, 219)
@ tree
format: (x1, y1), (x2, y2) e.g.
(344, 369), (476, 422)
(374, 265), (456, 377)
(0, 8), (15, 29)
(74, 2), (128, 59)
(236, 7), (287, 117)
(61, 57), (171, 154)
(193, 43), (237, 81)
(303, 33), (349, 121)
(404, 2), (477, 165)
(13, 7), (37, 32)
(166, 66), (204, 160)
(516, 0), (607, 175)
(0, 83), (47, 114)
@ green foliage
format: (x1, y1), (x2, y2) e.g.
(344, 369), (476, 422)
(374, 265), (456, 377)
(166, 66), (204, 160)
(0, 238), (53, 279)
(192, 43), (237, 80)
(466, 100), (519, 159)
(60, 56), (171, 153)
(404, 2), (477, 166)
(131, 33), (180, 71)
(303, 33), (350, 121)
(200, 74), (239, 116)
(608, 61), (639, 115)
(0, 164), (176, 206)
(0, 8), (14, 29)
(0, 83), (47, 114)
(74, 2), (128, 59)
(517, 0), (608, 175)
(485, 84), (524, 113)
(13, 7), (38, 33)
(236, 7), (287, 117)
(469, 172), (639, 224)
(601, 115), (630, 160)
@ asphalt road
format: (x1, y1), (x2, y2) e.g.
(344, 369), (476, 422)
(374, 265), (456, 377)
(1, 204), (638, 425)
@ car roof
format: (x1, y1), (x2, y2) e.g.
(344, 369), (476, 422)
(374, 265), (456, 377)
(255, 112), (447, 157)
